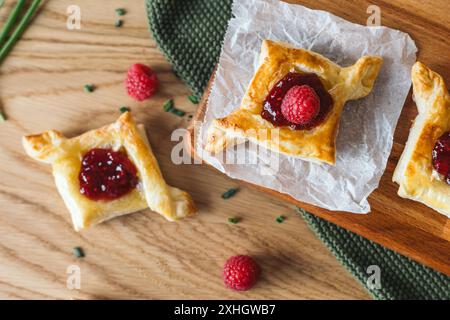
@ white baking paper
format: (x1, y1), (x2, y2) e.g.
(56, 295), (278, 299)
(196, 0), (417, 213)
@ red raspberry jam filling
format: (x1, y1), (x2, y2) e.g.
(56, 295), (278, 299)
(261, 72), (333, 130)
(432, 131), (450, 185)
(79, 148), (138, 201)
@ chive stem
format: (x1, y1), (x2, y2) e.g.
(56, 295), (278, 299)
(73, 247), (85, 258)
(84, 84), (94, 92)
(120, 106), (130, 113)
(222, 188), (239, 199)
(115, 8), (126, 16)
(162, 99), (186, 117)
(163, 99), (174, 111)
(0, 0), (42, 65)
(188, 95), (200, 104)
(228, 217), (239, 224)
(0, 0), (26, 47)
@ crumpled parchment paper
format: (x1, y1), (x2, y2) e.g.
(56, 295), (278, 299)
(196, 0), (417, 213)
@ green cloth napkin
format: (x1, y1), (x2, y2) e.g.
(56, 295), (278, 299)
(146, 0), (450, 300)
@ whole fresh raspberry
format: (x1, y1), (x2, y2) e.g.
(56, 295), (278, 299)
(281, 85), (320, 125)
(223, 255), (261, 291)
(125, 63), (159, 101)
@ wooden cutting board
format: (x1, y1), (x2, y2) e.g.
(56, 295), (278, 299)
(188, 1), (450, 275)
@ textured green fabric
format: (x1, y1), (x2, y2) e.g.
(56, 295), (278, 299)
(146, 0), (450, 300)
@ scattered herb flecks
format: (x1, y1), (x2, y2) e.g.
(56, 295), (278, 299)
(84, 84), (94, 93)
(120, 106), (130, 113)
(115, 8), (126, 16)
(0, 110), (6, 122)
(228, 217), (239, 224)
(162, 99), (186, 117)
(115, 20), (123, 28)
(222, 188), (239, 199)
(73, 247), (85, 258)
(276, 215), (286, 224)
(188, 95), (200, 104)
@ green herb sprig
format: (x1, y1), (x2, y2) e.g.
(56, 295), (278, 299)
(276, 215), (286, 223)
(0, 0), (42, 122)
(163, 99), (186, 117)
(0, 0), (26, 46)
(0, 0), (42, 64)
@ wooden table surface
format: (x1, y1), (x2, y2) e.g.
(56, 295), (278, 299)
(3, 0), (446, 300)
(0, 0), (372, 300)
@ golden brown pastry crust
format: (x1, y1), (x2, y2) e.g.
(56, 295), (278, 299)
(204, 40), (383, 164)
(393, 62), (450, 218)
(23, 112), (196, 230)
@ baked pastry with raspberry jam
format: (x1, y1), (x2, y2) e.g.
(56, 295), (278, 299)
(393, 62), (450, 218)
(23, 112), (196, 230)
(205, 40), (383, 165)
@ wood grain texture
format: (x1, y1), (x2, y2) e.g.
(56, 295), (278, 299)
(0, 0), (373, 300)
(191, 0), (450, 276)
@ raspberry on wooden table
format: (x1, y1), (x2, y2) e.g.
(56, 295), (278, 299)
(125, 63), (159, 101)
(223, 255), (261, 291)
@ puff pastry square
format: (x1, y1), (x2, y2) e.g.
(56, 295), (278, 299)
(205, 40), (383, 165)
(393, 62), (450, 218)
(23, 112), (196, 230)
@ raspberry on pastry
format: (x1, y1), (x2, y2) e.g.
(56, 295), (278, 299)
(205, 40), (383, 165)
(281, 85), (320, 125)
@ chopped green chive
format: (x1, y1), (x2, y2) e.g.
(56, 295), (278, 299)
(222, 188), (239, 199)
(163, 99), (174, 112)
(84, 84), (94, 92)
(171, 109), (186, 117)
(0, 0), (26, 47)
(228, 217), (239, 224)
(276, 215), (286, 223)
(0, 110), (6, 122)
(115, 20), (123, 28)
(188, 95), (200, 104)
(120, 106), (130, 113)
(73, 247), (85, 258)
(115, 8), (126, 16)
(162, 99), (186, 117)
